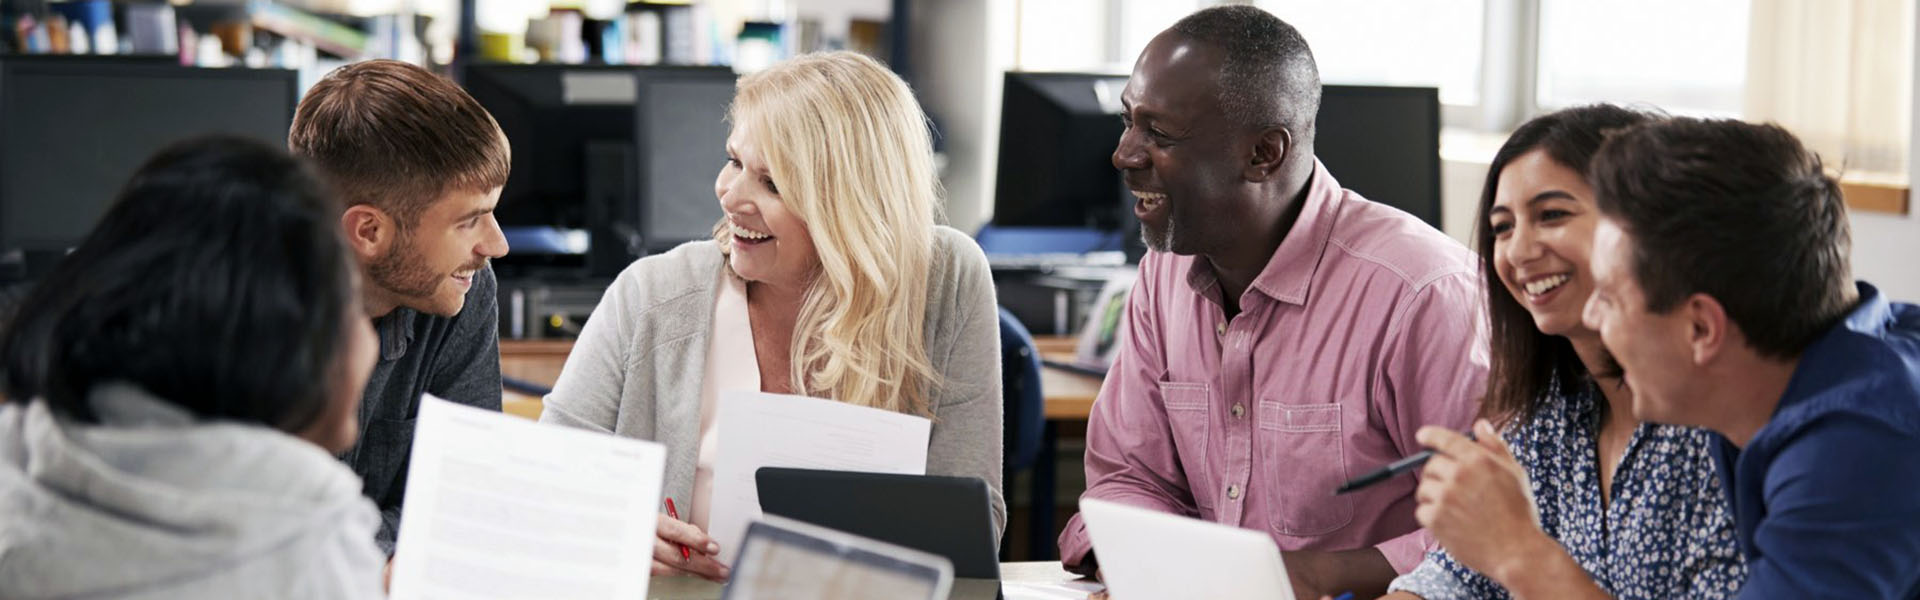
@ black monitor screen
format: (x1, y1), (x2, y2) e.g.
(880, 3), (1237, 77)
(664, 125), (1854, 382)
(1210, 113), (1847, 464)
(463, 64), (638, 238)
(1315, 85), (1442, 228)
(992, 72), (1130, 230)
(636, 71), (733, 250)
(465, 64), (733, 277)
(0, 61), (295, 250)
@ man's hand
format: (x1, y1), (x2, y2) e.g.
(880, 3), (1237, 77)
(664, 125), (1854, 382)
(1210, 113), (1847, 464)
(650, 513), (729, 582)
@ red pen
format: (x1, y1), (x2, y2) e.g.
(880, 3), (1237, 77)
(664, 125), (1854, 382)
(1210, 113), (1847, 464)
(664, 498), (691, 561)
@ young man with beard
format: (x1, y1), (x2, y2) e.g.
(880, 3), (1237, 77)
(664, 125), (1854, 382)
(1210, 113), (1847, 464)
(289, 59), (512, 554)
(1055, 6), (1486, 598)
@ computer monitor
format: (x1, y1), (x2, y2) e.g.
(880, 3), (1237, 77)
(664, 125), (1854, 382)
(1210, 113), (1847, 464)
(0, 58), (296, 253)
(462, 64), (734, 279)
(1316, 85), (1442, 228)
(988, 75), (1442, 237)
(991, 72), (1130, 231)
(632, 67), (735, 254)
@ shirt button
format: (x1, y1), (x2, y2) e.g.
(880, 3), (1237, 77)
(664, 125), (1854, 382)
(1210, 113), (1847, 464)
(1230, 403), (1245, 418)
(1227, 484), (1241, 500)
(1216, 322), (1226, 336)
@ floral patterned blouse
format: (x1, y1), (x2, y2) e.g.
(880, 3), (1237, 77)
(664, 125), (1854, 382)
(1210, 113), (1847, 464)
(1388, 378), (1748, 599)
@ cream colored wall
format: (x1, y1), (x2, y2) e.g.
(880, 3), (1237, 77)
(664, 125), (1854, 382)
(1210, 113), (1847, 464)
(907, 0), (1017, 234)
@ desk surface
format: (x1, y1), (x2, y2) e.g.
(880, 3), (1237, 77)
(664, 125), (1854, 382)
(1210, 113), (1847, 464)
(501, 336), (1104, 421)
(645, 561), (1095, 600)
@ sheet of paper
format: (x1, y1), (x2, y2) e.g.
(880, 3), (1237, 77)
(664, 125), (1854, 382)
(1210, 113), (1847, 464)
(390, 395), (667, 600)
(709, 391), (933, 564)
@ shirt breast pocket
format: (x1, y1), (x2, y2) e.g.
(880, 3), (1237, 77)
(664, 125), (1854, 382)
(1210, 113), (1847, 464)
(1258, 399), (1353, 535)
(1158, 381), (1214, 509)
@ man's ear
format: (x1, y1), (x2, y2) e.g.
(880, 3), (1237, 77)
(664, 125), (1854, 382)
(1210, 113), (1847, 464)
(340, 204), (395, 262)
(1684, 292), (1731, 367)
(1245, 126), (1292, 182)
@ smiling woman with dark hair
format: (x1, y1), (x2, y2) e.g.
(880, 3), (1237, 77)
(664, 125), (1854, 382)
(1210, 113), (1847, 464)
(0, 136), (384, 599)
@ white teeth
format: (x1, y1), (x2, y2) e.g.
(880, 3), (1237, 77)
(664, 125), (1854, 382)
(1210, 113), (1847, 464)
(1132, 190), (1166, 202)
(730, 224), (771, 240)
(1525, 274), (1570, 296)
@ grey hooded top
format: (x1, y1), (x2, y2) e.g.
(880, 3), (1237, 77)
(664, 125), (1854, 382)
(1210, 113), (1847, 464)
(0, 383), (385, 599)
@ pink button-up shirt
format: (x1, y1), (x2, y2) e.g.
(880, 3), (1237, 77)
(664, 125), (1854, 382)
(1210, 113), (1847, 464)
(1059, 161), (1487, 574)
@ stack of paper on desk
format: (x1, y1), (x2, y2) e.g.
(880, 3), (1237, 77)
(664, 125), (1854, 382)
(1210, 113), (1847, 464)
(390, 395), (668, 600)
(709, 391), (934, 564)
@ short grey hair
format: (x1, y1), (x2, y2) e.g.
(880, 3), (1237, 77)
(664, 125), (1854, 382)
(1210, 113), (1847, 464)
(1170, 5), (1321, 139)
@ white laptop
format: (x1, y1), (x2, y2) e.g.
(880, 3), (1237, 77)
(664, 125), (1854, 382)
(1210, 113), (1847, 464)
(1079, 498), (1297, 600)
(722, 514), (955, 600)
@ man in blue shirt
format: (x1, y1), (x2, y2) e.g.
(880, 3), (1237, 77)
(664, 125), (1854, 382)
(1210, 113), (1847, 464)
(1579, 117), (1920, 598)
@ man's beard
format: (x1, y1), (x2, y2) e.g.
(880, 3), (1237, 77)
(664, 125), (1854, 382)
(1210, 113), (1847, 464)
(1140, 213), (1175, 253)
(366, 232), (489, 301)
(367, 241), (443, 299)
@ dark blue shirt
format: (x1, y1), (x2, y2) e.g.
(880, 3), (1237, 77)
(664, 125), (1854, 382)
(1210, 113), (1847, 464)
(1391, 378), (1746, 599)
(342, 265), (503, 554)
(1714, 282), (1920, 599)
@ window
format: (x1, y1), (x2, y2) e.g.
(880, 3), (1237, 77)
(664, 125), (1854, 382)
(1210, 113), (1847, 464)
(1535, 0), (1749, 116)
(1004, 0), (1912, 181)
(1015, 0), (1111, 72)
(1259, 0), (1486, 106)
(1014, 0), (1201, 73)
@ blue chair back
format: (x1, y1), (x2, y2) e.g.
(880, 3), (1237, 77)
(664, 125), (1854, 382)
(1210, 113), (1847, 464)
(999, 307), (1045, 473)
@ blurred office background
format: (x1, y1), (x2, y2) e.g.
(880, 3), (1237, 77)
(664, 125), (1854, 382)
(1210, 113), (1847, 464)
(1, 0), (1914, 561)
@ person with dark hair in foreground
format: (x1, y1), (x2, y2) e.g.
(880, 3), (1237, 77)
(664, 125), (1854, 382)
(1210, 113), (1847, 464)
(1386, 105), (1747, 600)
(0, 136), (383, 599)
(1415, 117), (1920, 599)
(1055, 5), (1486, 597)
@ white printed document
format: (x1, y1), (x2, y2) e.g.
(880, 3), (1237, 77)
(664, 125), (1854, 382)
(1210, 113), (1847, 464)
(390, 395), (668, 600)
(709, 391), (933, 564)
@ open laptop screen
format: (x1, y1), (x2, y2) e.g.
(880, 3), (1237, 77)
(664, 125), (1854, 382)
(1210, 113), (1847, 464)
(724, 515), (954, 600)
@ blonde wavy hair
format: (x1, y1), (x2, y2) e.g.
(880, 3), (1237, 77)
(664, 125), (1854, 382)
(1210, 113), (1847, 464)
(714, 51), (943, 417)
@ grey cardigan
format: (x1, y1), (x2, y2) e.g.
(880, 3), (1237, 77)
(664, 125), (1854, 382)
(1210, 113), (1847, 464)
(540, 225), (1006, 539)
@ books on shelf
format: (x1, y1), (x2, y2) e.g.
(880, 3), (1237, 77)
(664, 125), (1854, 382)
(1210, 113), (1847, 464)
(245, 0), (368, 59)
(523, 1), (722, 67)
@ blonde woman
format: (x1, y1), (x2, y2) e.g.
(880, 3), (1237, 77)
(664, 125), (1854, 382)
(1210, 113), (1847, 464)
(539, 51), (1004, 581)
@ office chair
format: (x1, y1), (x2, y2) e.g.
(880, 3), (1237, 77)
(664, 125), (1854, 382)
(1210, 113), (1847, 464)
(998, 307), (1053, 560)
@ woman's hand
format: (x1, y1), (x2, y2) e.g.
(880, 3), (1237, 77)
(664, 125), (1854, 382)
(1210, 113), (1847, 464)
(1412, 419), (1553, 585)
(651, 513), (729, 582)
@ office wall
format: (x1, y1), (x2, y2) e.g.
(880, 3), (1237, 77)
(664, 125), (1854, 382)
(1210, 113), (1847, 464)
(906, 0), (1017, 234)
(1850, 6), (1920, 303)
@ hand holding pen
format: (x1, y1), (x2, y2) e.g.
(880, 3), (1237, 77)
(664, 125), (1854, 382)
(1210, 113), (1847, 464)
(651, 498), (730, 582)
(1410, 420), (1560, 591)
(1335, 430), (1476, 495)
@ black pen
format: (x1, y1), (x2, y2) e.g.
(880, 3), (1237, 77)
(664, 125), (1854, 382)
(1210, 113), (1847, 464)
(1333, 431), (1475, 495)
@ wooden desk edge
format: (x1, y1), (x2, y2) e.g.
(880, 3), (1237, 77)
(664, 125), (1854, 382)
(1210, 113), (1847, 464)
(503, 336), (1103, 421)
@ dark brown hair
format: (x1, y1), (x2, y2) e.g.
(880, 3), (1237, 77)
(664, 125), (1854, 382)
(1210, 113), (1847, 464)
(288, 59), (509, 227)
(1476, 104), (1660, 425)
(4, 136), (355, 432)
(1590, 117), (1854, 359)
